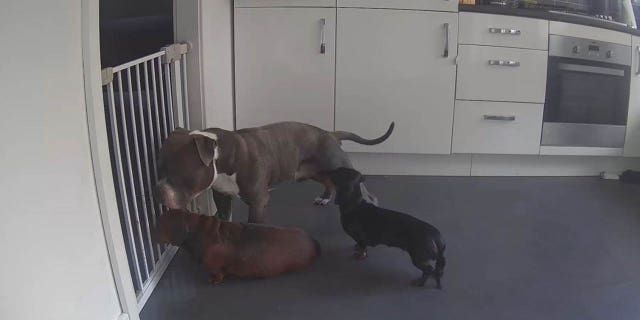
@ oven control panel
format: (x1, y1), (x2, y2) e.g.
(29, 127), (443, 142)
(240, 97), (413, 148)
(549, 35), (631, 66)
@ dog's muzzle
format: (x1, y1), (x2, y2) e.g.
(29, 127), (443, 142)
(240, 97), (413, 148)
(155, 179), (185, 209)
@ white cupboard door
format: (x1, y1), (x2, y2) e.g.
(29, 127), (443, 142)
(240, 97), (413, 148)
(624, 36), (640, 157)
(335, 9), (458, 154)
(234, 8), (336, 130)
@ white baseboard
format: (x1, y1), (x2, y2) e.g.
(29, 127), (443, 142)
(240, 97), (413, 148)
(349, 153), (472, 176)
(349, 152), (640, 176)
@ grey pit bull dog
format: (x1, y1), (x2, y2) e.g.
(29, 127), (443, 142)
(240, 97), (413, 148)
(155, 121), (394, 223)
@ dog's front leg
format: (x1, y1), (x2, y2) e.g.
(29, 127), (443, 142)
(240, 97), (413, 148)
(247, 193), (270, 223)
(312, 175), (335, 206)
(212, 190), (233, 222)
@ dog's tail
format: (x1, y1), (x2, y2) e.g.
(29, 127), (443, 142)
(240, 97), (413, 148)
(332, 122), (395, 146)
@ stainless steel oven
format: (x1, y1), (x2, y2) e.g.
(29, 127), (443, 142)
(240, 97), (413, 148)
(542, 35), (632, 148)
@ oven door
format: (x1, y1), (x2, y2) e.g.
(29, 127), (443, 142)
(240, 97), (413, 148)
(542, 57), (630, 147)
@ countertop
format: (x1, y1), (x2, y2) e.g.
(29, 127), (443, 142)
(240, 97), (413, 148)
(459, 4), (640, 37)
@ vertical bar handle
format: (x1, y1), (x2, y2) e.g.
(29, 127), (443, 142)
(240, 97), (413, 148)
(320, 18), (326, 54)
(636, 46), (640, 75)
(443, 23), (449, 58)
(484, 115), (516, 121)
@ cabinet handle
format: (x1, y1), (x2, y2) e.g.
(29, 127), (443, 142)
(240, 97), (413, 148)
(488, 60), (520, 67)
(320, 18), (326, 54)
(484, 115), (516, 121)
(443, 23), (449, 58)
(636, 46), (640, 75)
(488, 27), (521, 35)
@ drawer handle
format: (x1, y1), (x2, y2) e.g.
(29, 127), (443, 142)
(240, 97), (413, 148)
(484, 115), (516, 121)
(488, 27), (521, 35)
(320, 18), (326, 54)
(488, 60), (520, 67)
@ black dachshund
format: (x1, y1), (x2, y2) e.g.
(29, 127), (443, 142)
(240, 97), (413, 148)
(327, 168), (446, 288)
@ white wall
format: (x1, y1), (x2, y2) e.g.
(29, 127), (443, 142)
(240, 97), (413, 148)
(174, 0), (235, 130)
(201, 0), (234, 129)
(200, 0), (235, 130)
(0, 1), (121, 320)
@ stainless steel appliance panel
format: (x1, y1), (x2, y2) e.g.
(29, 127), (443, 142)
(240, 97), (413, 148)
(541, 122), (627, 148)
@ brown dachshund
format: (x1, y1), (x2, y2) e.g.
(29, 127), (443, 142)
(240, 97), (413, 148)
(155, 210), (321, 284)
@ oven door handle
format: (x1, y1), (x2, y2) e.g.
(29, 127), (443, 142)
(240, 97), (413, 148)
(558, 63), (625, 77)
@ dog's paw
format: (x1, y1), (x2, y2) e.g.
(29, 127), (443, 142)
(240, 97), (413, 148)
(352, 251), (368, 260)
(313, 197), (330, 206)
(208, 274), (224, 285)
(411, 278), (427, 287)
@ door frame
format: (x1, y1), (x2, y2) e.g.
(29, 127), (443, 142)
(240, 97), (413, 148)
(81, 0), (142, 319)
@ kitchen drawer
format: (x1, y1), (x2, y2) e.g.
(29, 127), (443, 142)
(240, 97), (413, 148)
(338, 0), (457, 12)
(456, 45), (548, 103)
(459, 13), (548, 50)
(235, 0), (336, 7)
(452, 100), (543, 154)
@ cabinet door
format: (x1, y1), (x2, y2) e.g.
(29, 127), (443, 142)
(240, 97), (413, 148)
(624, 36), (640, 156)
(335, 9), (458, 154)
(234, 8), (336, 130)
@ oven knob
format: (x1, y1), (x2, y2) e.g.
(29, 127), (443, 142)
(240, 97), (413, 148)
(572, 45), (580, 54)
(607, 50), (613, 58)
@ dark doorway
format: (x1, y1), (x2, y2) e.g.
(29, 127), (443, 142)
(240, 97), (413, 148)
(100, 0), (174, 67)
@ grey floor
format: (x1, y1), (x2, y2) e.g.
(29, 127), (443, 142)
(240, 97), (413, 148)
(141, 176), (640, 320)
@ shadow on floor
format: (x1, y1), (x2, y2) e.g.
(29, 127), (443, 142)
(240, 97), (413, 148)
(141, 176), (640, 320)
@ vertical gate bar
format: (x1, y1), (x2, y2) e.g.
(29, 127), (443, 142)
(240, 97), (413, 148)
(164, 63), (176, 130)
(150, 58), (163, 149)
(120, 69), (150, 278)
(180, 54), (190, 129)
(170, 60), (184, 128)
(157, 58), (169, 138)
(135, 64), (158, 264)
(149, 58), (167, 253)
(179, 54), (194, 212)
(127, 67), (155, 271)
(144, 61), (163, 257)
(156, 57), (170, 252)
(107, 80), (144, 290)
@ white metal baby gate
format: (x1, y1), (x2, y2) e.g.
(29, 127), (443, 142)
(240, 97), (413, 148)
(101, 43), (191, 308)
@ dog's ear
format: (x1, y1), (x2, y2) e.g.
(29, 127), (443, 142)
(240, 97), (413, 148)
(193, 136), (217, 167)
